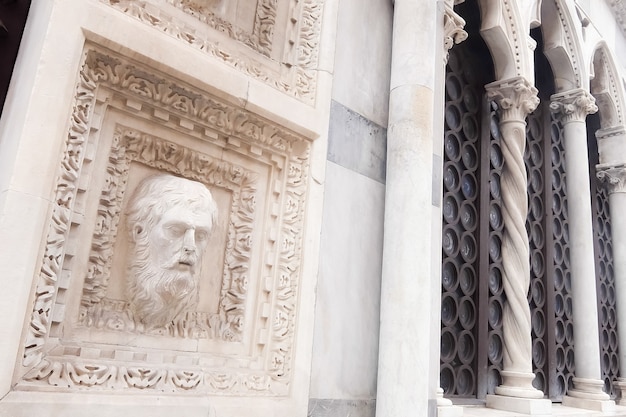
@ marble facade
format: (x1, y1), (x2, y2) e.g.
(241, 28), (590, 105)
(3, 0), (626, 416)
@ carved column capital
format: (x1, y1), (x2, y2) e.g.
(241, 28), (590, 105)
(597, 164), (626, 194)
(486, 77), (540, 122)
(550, 89), (598, 123)
(444, 2), (468, 63)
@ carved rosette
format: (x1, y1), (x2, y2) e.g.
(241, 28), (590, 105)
(443, 1), (468, 63)
(597, 165), (626, 194)
(485, 77), (541, 393)
(18, 47), (311, 396)
(550, 89), (598, 124)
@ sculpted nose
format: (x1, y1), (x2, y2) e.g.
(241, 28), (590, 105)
(182, 229), (196, 253)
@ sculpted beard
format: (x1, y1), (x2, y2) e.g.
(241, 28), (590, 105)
(128, 236), (199, 329)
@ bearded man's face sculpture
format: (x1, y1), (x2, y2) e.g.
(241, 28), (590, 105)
(125, 174), (218, 329)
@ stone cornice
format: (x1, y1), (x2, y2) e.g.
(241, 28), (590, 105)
(485, 76), (540, 121)
(550, 89), (598, 123)
(596, 125), (626, 140)
(597, 164), (626, 194)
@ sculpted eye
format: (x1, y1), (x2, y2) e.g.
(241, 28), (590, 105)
(196, 230), (209, 242)
(165, 225), (186, 238)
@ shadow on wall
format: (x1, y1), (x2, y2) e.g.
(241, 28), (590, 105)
(0, 0), (31, 116)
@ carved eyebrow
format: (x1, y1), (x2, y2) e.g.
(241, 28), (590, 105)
(163, 220), (212, 231)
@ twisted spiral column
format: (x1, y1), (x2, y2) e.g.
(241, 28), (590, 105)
(486, 77), (543, 398)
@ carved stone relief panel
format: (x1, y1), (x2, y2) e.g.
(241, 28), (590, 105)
(15, 45), (311, 398)
(99, 0), (324, 104)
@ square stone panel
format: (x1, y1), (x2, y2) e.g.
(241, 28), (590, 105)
(15, 45), (311, 400)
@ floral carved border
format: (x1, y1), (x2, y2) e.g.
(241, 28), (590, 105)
(100, 0), (323, 104)
(18, 46), (310, 396)
(79, 127), (257, 341)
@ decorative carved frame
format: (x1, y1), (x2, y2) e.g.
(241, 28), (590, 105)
(79, 127), (258, 341)
(100, 0), (324, 104)
(16, 45), (311, 396)
(165, 0), (278, 57)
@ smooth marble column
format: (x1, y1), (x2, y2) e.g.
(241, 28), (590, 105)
(484, 77), (551, 415)
(597, 164), (626, 405)
(551, 90), (615, 412)
(376, 0), (438, 416)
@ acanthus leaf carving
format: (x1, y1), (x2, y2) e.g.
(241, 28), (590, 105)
(486, 76), (540, 122)
(550, 88), (598, 123)
(597, 165), (626, 194)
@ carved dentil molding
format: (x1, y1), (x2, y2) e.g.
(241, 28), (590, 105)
(486, 76), (540, 121)
(550, 89), (598, 123)
(597, 165), (626, 194)
(443, 2), (468, 63)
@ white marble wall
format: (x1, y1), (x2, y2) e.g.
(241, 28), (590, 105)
(331, 0), (392, 127)
(309, 0), (392, 410)
(0, 1), (337, 416)
(309, 160), (385, 399)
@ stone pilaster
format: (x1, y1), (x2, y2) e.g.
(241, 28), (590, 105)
(551, 90), (614, 412)
(598, 164), (626, 406)
(484, 77), (551, 414)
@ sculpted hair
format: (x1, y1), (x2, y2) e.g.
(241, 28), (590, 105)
(125, 174), (218, 242)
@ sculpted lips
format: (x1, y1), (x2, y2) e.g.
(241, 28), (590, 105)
(178, 255), (197, 268)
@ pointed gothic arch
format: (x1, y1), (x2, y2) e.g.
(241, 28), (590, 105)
(540, 0), (588, 92)
(477, 0), (540, 81)
(590, 43), (625, 135)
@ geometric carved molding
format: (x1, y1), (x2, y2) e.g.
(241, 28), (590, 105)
(18, 46), (311, 396)
(101, 0), (324, 104)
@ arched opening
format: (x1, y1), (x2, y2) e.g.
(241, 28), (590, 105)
(440, 0), (500, 400)
(588, 46), (620, 396)
(526, 25), (574, 401)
